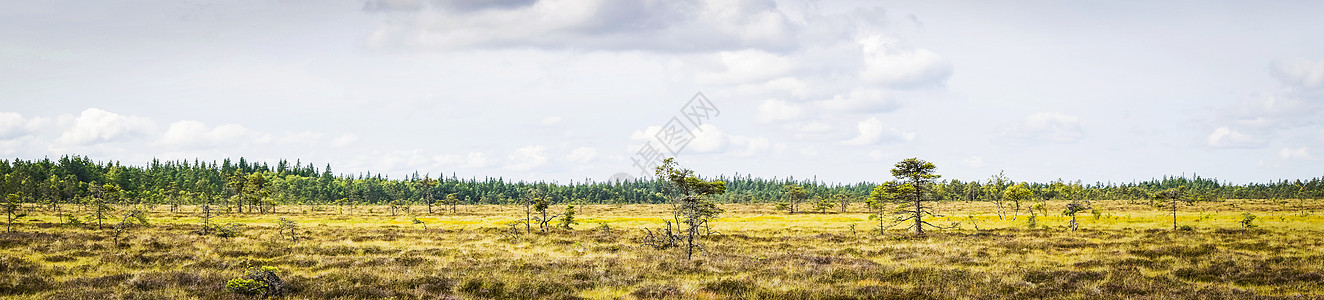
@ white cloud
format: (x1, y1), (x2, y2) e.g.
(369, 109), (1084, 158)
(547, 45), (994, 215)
(0, 112), (44, 140)
(1271, 58), (1324, 90)
(565, 147), (598, 164)
(366, 0), (801, 53)
(330, 134), (359, 148)
(377, 149), (435, 172)
(868, 150), (889, 161)
(505, 145), (548, 171)
(541, 117), (563, 126)
(1010, 112), (1084, 144)
(1278, 147), (1316, 160)
(253, 131), (325, 146)
(728, 135), (770, 157)
(754, 99), (803, 123)
(964, 156), (984, 168)
(819, 88), (899, 113)
(629, 124), (768, 157)
(1207, 126), (1263, 148)
(842, 117), (914, 145)
(687, 124), (729, 153)
(435, 151), (490, 169)
(696, 50), (795, 85)
(858, 35), (952, 88)
(56, 108), (155, 145)
(158, 120), (250, 149)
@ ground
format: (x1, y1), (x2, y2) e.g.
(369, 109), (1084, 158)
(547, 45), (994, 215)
(1, 199), (1322, 299)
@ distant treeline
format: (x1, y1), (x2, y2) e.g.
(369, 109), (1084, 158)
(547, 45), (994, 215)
(0, 156), (1320, 208)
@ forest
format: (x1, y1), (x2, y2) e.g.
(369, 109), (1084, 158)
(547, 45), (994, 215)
(2, 155), (1321, 210)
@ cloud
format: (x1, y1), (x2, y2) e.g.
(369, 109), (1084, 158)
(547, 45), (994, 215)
(868, 150), (890, 161)
(330, 134), (359, 148)
(505, 145), (548, 171)
(629, 124), (768, 157)
(1271, 58), (1324, 90)
(842, 117), (914, 145)
(1008, 112), (1084, 144)
(1207, 59), (1324, 151)
(0, 112), (45, 140)
(1206, 126), (1263, 148)
(696, 50), (795, 85)
(435, 151), (490, 168)
(158, 120), (250, 149)
(819, 88), (900, 113)
(1278, 147), (1316, 160)
(255, 131), (325, 146)
(964, 156), (984, 168)
(858, 35), (952, 88)
(56, 108), (155, 145)
(366, 0), (802, 53)
(754, 99), (804, 123)
(565, 147), (598, 164)
(540, 116), (563, 126)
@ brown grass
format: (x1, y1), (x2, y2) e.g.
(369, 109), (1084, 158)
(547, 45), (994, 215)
(0, 199), (1320, 299)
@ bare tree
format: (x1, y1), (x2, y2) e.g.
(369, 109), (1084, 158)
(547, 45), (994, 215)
(276, 217), (299, 242)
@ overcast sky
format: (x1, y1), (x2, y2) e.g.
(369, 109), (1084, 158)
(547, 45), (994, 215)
(2, 0), (1322, 184)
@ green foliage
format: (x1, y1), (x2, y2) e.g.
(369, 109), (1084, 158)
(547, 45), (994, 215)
(1003, 184), (1034, 208)
(783, 184), (807, 214)
(888, 158), (945, 235)
(560, 204), (577, 230)
(653, 158), (727, 259)
(1240, 213), (1258, 228)
(227, 266), (283, 297)
(411, 217), (426, 230)
(814, 197), (836, 213)
(5, 192), (23, 233)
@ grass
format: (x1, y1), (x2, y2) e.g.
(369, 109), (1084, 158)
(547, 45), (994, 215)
(0, 199), (1321, 299)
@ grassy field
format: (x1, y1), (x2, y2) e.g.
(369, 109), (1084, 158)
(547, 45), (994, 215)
(2, 199), (1322, 299)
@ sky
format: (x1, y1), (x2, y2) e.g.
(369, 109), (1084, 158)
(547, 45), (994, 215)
(2, 0), (1322, 184)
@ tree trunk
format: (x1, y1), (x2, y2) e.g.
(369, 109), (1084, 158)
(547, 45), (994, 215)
(913, 192), (923, 236)
(1172, 202), (1178, 230)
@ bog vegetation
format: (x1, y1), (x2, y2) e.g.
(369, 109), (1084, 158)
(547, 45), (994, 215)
(0, 155), (1322, 298)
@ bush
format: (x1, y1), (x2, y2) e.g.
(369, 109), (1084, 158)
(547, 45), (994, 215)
(226, 266), (284, 297)
(1239, 213), (1257, 228)
(1178, 225), (1194, 231)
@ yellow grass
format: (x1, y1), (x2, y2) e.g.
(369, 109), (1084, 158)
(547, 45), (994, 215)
(0, 199), (1321, 299)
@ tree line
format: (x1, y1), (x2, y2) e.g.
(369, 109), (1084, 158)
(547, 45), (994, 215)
(0, 155), (1321, 212)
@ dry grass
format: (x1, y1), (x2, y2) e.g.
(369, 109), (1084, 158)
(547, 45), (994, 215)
(1, 199), (1321, 299)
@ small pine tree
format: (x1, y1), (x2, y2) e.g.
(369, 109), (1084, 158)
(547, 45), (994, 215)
(5, 193), (26, 233)
(1063, 201), (1091, 231)
(560, 205), (577, 230)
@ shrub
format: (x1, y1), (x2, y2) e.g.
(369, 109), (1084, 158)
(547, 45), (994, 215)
(226, 266), (284, 297)
(1239, 213), (1257, 228)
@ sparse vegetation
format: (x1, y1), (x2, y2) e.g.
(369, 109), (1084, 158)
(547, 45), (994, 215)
(0, 156), (1322, 298)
